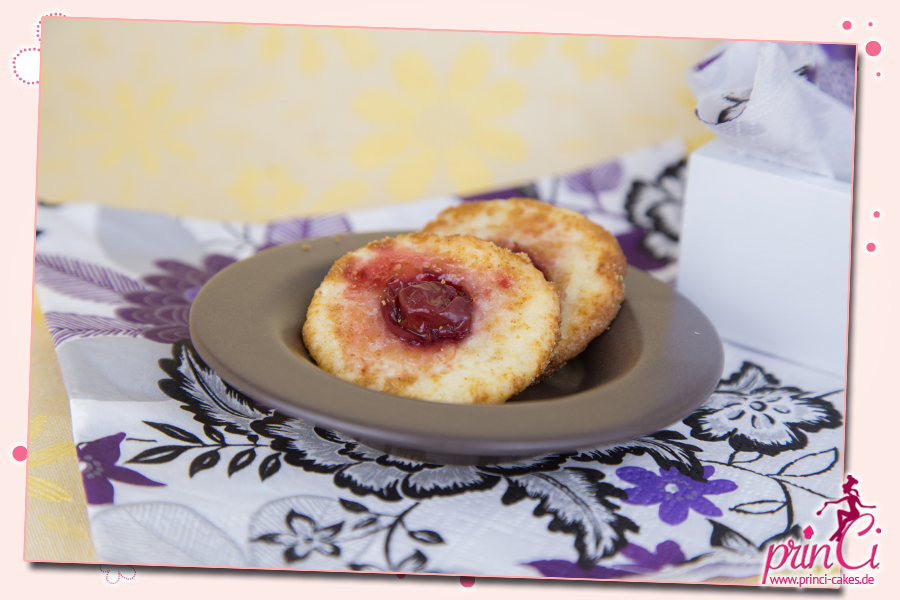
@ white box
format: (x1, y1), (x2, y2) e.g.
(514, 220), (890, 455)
(678, 140), (852, 375)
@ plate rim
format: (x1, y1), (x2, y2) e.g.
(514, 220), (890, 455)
(189, 231), (724, 457)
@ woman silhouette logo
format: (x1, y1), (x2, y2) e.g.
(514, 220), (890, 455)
(817, 475), (877, 542)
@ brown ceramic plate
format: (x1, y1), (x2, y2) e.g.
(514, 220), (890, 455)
(190, 231), (724, 465)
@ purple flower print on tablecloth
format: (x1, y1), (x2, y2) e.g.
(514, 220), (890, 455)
(115, 255), (235, 344)
(258, 214), (351, 251)
(815, 44), (856, 108)
(618, 540), (685, 572)
(694, 50), (724, 72)
(527, 540), (685, 579)
(617, 465), (737, 525)
(77, 432), (164, 505)
(527, 560), (631, 580)
(563, 161), (623, 200)
(614, 230), (670, 272)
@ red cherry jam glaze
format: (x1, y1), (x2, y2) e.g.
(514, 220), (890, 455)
(381, 273), (473, 345)
(344, 251), (432, 290)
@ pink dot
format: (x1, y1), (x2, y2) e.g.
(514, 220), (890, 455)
(843, 21), (852, 30)
(867, 242), (876, 252)
(874, 211), (881, 218)
(13, 446), (27, 461)
(866, 41), (882, 57)
(877, 528), (882, 533)
(460, 576), (475, 587)
(869, 22), (874, 27)
(877, 72), (882, 77)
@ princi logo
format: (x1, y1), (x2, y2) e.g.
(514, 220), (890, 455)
(817, 475), (877, 543)
(762, 475), (881, 585)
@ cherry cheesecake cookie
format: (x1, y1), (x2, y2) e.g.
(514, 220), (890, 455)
(423, 199), (626, 377)
(302, 232), (561, 404)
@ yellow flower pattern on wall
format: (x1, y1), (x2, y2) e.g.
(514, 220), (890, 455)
(309, 179), (370, 213)
(508, 34), (550, 67)
(561, 37), (638, 80)
(72, 82), (201, 174)
(228, 166), (305, 219)
(225, 24), (377, 72)
(37, 20), (718, 221)
(352, 45), (528, 200)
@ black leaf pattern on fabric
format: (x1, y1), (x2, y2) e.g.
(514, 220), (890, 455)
(254, 415), (502, 501)
(730, 500), (786, 515)
(732, 452), (764, 464)
(478, 453), (573, 476)
(189, 449), (221, 477)
(145, 338), (836, 571)
(127, 445), (193, 464)
(259, 453), (282, 481)
(774, 448), (839, 478)
(502, 468), (636, 568)
(229, 449), (257, 476)
(501, 479), (530, 505)
(203, 425), (226, 445)
(333, 464), (404, 502)
(397, 550), (427, 572)
(339, 499), (369, 513)
(353, 517), (378, 530)
(154, 340), (598, 501)
(716, 362), (780, 393)
(252, 415), (359, 474)
(708, 520), (758, 555)
(158, 340), (271, 435)
(572, 430), (705, 480)
(408, 530), (444, 544)
(400, 467), (500, 499)
(143, 421), (203, 445)
(340, 445), (431, 472)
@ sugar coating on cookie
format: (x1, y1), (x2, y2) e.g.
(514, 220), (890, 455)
(302, 232), (561, 404)
(423, 199), (626, 377)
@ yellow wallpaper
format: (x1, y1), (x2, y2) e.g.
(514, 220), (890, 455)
(37, 19), (715, 221)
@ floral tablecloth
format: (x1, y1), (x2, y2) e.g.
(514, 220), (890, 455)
(32, 140), (845, 581)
